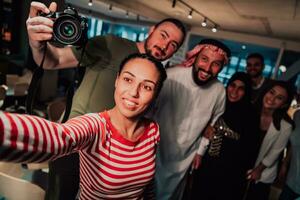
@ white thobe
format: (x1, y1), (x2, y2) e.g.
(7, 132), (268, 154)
(153, 67), (225, 199)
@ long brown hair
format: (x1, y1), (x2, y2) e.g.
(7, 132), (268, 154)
(255, 80), (295, 130)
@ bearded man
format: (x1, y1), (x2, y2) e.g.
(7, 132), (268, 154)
(246, 53), (272, 103)
(152, 39), (231, 199)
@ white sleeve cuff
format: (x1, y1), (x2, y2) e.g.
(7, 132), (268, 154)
(197, 137), (210, 156)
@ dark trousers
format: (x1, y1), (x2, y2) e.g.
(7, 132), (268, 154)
(189, 168), (246, 200)
(45, 153), (80, 200)
(246, 182), (271, 200)
(279, 185), (300, 200)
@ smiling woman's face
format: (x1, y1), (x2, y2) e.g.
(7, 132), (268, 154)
(263, 85), (288, 111)
(114, 58), (160, 119)
(227, 79), (246, 103)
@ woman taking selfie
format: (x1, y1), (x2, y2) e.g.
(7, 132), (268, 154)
(246, 81), (295, 200)
(0, 53), (166, 199)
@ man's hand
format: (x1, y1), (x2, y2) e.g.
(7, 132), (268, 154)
(26, 2), (57, 49)
(192, 154), (203, 170)
(203, 125), (215, 141)
(246, 164), (265, 181)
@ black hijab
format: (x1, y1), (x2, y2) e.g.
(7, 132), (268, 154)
(222, 72), (260, 169)
(223, 72), (256, 134)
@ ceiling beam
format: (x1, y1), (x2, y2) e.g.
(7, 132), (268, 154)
(70, 3), (155, 27)
(98, 0), (169, 20)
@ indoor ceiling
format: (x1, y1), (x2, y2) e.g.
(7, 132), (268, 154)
(67, 0), (300, 43)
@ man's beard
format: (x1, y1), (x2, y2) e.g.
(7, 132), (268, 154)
(248, 69), (263, 78)
(192, 65), (215, 86)
(253, 71), (263, 78)
(144, 38), (166, 62)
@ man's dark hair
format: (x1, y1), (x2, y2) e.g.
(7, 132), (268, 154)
(155, 18), (186, 47)
(247, 53), (265, 65)
(118, 53), (167, 95)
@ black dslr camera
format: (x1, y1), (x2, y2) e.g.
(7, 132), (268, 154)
(41, 6), (88, 47)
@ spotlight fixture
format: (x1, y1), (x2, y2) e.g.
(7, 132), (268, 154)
(173, 0), (220, 30)
(279, 65), (287, 73)
(125, 11), (129, 18)
(188, 9), (193, 19)
(108, 4), (112, 12)
(137, 14), (140, 21)
(212, 25), (217, 33)
(172, 0), (176, 8)
(201, 18), (207, 27)
(88, 0), (93, 7)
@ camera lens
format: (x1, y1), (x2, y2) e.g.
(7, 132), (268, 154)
(62, 24), (75, 37)
(53, 15), (82, 45)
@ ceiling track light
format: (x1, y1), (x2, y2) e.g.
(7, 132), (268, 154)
(188, 9), (193, 19)
(125, 11), (129, 18)
(108, 4), (113, 12)
(88, 0), (93, 7)
(175, 0), (220, 30)
(212, 25), (218, 33)
(201, 18), (207, 27)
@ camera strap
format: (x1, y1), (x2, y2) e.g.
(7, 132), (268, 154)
(26, 43), (86, 122)
(25, 43), (47, 115)
(61, 44), (86, 122)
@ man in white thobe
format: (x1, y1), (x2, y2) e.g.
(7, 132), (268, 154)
(153, 39), (231, 199)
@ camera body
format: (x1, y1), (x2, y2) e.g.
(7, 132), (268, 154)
(41, 7), (88, 47)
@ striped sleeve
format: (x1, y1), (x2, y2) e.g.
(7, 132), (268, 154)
(0, 111), (101, 163)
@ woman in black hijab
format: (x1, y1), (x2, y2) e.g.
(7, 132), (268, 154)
(191, 72), (260, 200)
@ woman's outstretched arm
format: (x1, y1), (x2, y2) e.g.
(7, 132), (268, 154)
(0, 112), (102, 163)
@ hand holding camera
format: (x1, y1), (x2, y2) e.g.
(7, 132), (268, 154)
(26, 2), (56, 49)
(27, 2), (87, 48)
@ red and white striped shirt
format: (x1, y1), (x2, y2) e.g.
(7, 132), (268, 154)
(0, 111), (159, 199)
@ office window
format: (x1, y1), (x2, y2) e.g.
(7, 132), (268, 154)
(239, 59), (247, 71)
(230, 56), (239, 66)
(264, 64), (273, 77)
(86, 16), (149, 41)
(296, 74), (300, 92)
